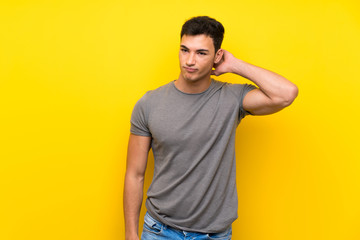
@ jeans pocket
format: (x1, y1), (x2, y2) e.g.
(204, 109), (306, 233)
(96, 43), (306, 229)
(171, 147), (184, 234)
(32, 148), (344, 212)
(207, 226), (232, 239)
(143, 212), (163, 235)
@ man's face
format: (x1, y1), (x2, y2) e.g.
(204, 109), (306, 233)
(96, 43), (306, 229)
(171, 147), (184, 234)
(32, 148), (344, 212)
(178, 34), (218, 83)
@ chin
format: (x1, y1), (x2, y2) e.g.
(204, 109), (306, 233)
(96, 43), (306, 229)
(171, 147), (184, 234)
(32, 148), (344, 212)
(185, 73), (205, 82)
(182, 73), (197, 82)
(185, 76), (200, 82)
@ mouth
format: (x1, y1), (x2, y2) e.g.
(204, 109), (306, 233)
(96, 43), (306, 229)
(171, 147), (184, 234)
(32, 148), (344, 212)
(184, 67), (197, 73)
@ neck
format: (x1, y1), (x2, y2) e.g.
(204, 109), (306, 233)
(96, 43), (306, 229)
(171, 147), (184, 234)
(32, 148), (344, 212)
(175, 75), (212, 94)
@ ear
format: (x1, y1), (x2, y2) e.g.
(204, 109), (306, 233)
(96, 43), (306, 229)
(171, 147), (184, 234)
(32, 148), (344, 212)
(214, 49), (224, 64)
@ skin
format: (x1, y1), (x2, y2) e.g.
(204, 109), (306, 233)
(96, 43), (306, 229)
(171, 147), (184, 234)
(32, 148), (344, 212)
(124, 134), (151, 240)
(124, 34), (298, 240)
(175, 34), (223, 93)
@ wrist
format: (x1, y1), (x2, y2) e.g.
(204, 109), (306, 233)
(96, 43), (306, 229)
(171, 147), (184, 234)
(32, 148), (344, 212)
(230, 58), (247, 76)
(125, 232), (139, 240)
(125, 226), (139, 240)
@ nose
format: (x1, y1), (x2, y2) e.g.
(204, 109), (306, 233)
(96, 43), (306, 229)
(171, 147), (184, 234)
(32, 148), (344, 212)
(186, 52), (196, 66)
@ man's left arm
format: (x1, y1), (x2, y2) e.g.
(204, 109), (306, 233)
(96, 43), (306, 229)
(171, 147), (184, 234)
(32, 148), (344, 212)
(212, 50), (299, 115)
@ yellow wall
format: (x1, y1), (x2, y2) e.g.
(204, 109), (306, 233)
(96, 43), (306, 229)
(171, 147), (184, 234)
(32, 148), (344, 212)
(1, 0), (359, 239)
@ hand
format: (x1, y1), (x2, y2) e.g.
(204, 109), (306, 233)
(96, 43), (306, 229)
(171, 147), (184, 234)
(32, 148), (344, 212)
(211, 49), (238, 76)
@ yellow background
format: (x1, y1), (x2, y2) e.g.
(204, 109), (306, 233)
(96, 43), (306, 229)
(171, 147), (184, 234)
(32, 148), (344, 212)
(1, 0), (359, 239)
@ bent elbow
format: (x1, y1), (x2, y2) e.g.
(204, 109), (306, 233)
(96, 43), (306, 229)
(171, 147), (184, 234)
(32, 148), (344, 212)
(276, 84), (299, 108)
(286, 84), (299, 106)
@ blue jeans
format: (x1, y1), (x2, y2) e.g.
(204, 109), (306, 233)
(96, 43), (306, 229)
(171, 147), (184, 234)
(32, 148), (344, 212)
(141, 212), (232, 240)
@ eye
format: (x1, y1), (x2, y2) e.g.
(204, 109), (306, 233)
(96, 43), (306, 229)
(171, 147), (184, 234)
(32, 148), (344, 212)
(198, 52), (207, 55)
(180, 48), (188, 52)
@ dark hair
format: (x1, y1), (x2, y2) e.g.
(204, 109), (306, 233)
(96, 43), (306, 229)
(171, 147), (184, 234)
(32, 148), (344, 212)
(180, 16), (225, 53)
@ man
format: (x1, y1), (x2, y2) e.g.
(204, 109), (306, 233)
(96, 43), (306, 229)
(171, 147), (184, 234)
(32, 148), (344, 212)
(124, 16), (298, 240)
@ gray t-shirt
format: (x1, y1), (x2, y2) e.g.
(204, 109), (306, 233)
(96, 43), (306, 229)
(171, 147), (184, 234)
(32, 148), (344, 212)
(130, 79), (257, 233)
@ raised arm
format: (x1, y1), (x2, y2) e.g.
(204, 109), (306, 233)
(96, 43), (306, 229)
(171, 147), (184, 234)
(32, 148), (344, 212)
(212, 49), (298, 115)
(124, 134), (151, 240)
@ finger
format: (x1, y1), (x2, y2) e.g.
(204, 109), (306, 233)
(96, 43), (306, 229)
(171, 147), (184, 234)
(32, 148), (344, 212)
(211, 69), (220, 76)
(211, 69), (219, 76)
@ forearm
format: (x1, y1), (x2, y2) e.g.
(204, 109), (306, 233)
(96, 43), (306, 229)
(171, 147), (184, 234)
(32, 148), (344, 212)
(124, 172), (144, 240)
(231, 59), (298, 104)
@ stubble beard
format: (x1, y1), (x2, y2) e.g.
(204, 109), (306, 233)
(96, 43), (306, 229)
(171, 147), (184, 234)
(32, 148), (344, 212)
(181, 67), (212, 84)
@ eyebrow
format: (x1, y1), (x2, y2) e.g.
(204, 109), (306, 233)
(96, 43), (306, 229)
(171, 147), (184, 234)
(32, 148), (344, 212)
(180, 45), (209, 52)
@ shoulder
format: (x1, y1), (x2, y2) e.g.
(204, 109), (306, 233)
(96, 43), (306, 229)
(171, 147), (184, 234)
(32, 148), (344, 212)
(212, 79), (257, 95)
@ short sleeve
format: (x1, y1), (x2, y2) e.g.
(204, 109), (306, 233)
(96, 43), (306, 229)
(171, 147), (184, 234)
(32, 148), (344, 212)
(130, 94), (152, 137)
(228, 83), (257, 122)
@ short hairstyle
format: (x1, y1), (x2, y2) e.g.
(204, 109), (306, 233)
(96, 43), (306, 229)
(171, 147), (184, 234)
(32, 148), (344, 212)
(180, 16), (225, 53)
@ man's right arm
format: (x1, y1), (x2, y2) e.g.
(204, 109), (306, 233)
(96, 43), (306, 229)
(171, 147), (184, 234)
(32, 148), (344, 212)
(124, 134), (151, 240)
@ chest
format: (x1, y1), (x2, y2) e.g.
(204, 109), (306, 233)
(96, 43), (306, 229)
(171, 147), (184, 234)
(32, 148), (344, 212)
(148, 91), (239, 147)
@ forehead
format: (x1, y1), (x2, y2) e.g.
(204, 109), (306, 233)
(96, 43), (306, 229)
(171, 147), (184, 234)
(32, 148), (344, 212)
(180, 34), (215, 52)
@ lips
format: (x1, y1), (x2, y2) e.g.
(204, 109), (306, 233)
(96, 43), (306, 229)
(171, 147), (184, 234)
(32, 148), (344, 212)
(184, 67), (197, 73)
